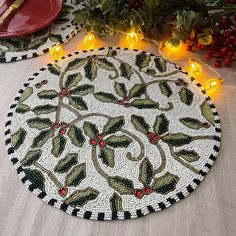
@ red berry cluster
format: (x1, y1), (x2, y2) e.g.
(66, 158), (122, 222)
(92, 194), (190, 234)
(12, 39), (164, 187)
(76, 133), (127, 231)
(90, 134), (106, 148)
(147, 132), (160, 145)
(59, 87), (71, 98)
(117, 97), (131, 107)
(135, 186), (152, 199)
(58, 187), (68, 197)
(53, 122), (68, 135)
(206, 17), (236, 68)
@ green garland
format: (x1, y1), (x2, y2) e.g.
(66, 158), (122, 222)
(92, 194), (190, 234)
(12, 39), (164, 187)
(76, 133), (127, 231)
(74, 0), (236, 43)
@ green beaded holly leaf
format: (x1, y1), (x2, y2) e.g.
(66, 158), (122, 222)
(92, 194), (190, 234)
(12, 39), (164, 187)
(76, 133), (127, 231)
(161, 133), (193, 147)
(200, 100), (215, 126)
(54, 153), (78, 173)
(21, 149), (42, 167)
(31, 128), (54, 148)
(15, 87), (33, 114)
(139, 158), (154, 186)
(178, 87), (194, 105)
(154, 57), (167, 73)
(11, 128), (27, 150)
(27, 117), (54, 149)
(174, 150), (200, 162)
(179, 117), (210, 130)
(48, 64), (61, 76)
(135, 52), (151, 70)
(65, 187), (99, 207)
(84, 57), (118, 80)
(94, 82), (160, 109)
(151, 172), (179, 195)
(109, 192), (123, 212)
(51, 135), (67, 157)
(120, 62), (133, 80)
(83, 117), (133, 168)
(27, 117), (53, 130)
(68, 126), (85, 148)
(65, 163), (86, 187)
(108, 176), (134, 195)
(159, 82), (173, 98)
(23, 168), (45, 192)
(33, 105), (57, 115)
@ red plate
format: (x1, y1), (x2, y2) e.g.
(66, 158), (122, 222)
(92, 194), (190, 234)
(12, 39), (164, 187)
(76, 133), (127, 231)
(0, 0), (63, 38)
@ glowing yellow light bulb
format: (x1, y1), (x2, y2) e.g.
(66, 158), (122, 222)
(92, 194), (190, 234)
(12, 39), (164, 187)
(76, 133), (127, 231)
(83, 32), (96, 49)
(189, 60), (202, 77)
(126, 31), (139, 47)
(203, 78), (223, 95)
(50, 44), (64, 60)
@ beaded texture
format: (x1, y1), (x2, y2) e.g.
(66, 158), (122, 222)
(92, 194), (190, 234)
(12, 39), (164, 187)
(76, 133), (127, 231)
(0, 0), (82, 63)
(5, 47), (221, 220)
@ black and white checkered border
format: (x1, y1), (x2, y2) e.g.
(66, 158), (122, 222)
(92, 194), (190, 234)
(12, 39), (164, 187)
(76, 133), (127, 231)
(4, 47), (221, 221)
(0, 0), (81, 63)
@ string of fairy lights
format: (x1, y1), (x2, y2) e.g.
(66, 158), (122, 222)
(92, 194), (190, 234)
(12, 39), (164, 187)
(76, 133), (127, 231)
(49, 30), (223, 97)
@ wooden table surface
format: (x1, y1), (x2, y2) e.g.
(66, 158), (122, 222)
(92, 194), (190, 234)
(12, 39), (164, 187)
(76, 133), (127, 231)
(0, 33), (236, 236)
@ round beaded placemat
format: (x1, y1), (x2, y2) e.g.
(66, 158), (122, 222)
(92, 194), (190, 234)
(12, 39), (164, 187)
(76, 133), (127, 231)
(5, 47), (221, 220)
(0, 0), (82, 63)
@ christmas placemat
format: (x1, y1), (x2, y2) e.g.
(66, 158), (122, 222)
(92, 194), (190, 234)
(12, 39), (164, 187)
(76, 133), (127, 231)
(5, 47), (221, 220)
(0, 0), (82, 63)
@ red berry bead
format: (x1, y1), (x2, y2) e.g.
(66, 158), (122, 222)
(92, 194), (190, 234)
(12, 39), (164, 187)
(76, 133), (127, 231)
(224, 57), (233, 66)
(90, 139), (97, 145)
(135, 189), (143, 199)
(153, 134), (161, 141)
(58, 187), (68, 197)
(124, 102), (131, 107)
(99, 140), (106, 148)
(61, 122), (67, 128)
(227, 51), (235, 57)
(59, 92), (64, 97)
(214, 60), (222, 68)
(216, 51), (222, 58)
(233, 39), (236, 47)
(124, 96), (129, 101)
(96, 134), (103, 140)
(202, 123), (210, 128)
(144, 186), (152, 194)
(221, 18), (229, 28)
(53, 122), (59, 129)
(59, 128), (66, 135)
(66, 91), (71, 97)
(224, 60), (232, 67)
(197, 43), (203, 49)
(206, 53), (212, 60)
(147, 132), (153, 138)
(117, 100), (123, 105)
(187, 45), (192, 51)
(150, 138), (157, 145)
(220, 47), (229, 56)
(225, 30), (232, 37)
